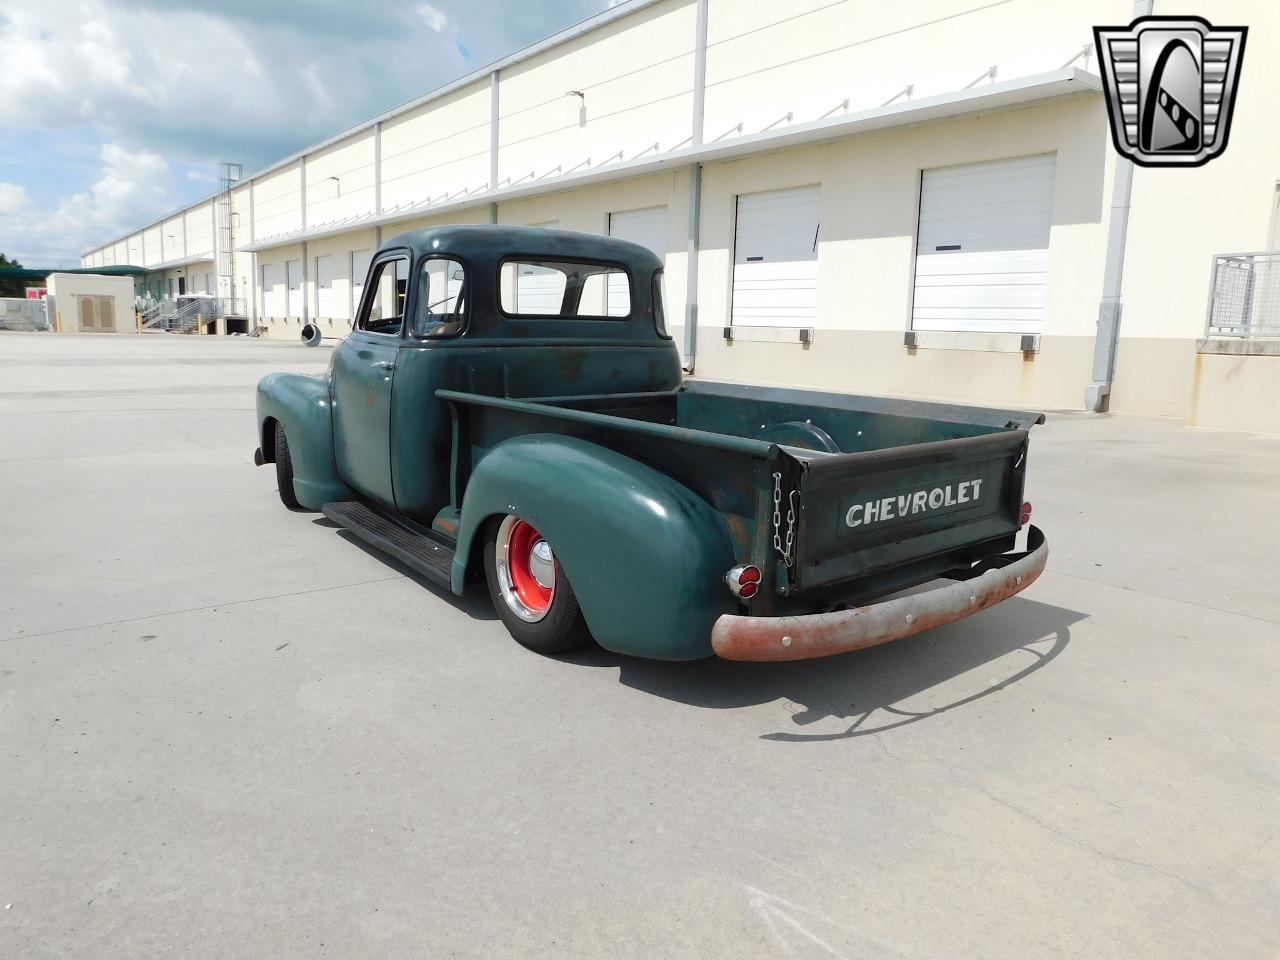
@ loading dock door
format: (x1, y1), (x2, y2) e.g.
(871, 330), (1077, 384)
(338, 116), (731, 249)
(261, 264), (279, 317)
(609, 206), (667, 317)
(731, 186), (820, 328)
(286, 260), (302, 318)
(315, 255), (334, 318)
(912, 154), (1055, 334)
(350, 249), (372, 320)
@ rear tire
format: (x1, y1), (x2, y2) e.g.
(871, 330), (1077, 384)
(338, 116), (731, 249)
(484, 515), (593, 655)
(273, 425), (302, 510)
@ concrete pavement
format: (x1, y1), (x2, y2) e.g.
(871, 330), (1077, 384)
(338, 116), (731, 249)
(1, 331), (1276, 959)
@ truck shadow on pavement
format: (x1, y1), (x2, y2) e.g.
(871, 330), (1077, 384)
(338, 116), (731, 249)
(566, 598), (1085, 742)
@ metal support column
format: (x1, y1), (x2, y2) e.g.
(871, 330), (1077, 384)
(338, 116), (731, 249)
(249, 179), (258, 325)
(374, 121), (383, 216)
(489, 71), (500, 193)
(682, 0), (709, 373)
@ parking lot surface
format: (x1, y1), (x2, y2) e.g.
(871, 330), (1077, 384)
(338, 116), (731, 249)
(1, 332), (1277, 959)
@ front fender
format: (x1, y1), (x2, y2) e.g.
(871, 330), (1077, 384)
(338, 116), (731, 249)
(256, 372), (352, 509)
(453, 434), (737, 661)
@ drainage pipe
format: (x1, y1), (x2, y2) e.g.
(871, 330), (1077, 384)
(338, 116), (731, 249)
(1086, 0), (1153, 412)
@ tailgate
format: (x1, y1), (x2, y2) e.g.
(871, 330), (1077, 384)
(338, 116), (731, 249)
(787, 430), (1029, 592)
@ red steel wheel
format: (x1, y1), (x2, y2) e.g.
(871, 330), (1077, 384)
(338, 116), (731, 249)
(484, 514), (593, 655)
(495, 515), (556, 623)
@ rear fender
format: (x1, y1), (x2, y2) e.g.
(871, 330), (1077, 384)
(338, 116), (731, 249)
(452, 434), (736, 660)
(256, 372), (352, 509)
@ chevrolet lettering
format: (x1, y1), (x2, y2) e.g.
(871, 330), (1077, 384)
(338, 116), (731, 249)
(846, 479), (984, 528)
(254, 225), (1048, 664)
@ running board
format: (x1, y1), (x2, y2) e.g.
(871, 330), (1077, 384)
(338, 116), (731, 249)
(322, 500), (455, 588)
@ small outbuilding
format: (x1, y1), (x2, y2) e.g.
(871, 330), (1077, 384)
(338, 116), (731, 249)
(47, 273), (138, 334)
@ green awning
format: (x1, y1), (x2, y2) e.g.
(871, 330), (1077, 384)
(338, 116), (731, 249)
(0, 265), (149, 280)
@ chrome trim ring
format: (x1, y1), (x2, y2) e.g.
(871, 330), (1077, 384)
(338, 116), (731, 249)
(495, 514), (556, 623)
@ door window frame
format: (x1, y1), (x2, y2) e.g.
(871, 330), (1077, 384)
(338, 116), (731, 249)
(354, 248), (413, 338)
(411, 254), (471, 339)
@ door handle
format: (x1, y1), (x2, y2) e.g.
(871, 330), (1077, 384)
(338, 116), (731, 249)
(371, 360), (395, 370)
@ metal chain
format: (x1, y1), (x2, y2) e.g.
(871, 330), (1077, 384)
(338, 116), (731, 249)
(771, 472), (797, 567)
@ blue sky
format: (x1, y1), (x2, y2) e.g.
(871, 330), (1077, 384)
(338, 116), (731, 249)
(0, 0), (613, 266)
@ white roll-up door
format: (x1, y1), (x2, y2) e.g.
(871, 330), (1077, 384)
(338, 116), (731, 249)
(731, 186), (820, 328)
(286, 259), (302, 318)
(609, 206), (667, 258)
(315, 255), (334, 318)
(511, 264), (566, 314)
(912, 154), (1055, 334)
(608, 206), (667, 317)
(503, 223), (563, 315)
(261, 264), (280, 317)
(350, 249), (372, 318)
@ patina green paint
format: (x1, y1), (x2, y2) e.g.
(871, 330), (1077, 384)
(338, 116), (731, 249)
(451, 434), (737, 660)
(255, 371), (351, 509)
(255, 224), (1043, 662)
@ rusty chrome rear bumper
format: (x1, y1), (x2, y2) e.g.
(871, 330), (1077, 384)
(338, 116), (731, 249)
(711, 526), (1048, 662)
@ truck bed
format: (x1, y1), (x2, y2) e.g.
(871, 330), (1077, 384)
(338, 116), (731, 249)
(533, 379), (1039, 453)
(437, 380), (1041, 611)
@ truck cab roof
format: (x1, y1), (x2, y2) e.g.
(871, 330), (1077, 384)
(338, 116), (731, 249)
(378, 224), (670, 343)
(384, 224), (664, 275)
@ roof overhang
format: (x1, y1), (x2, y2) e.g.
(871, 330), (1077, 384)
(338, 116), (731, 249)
(243, 67), (1102, 254)
(139, 255), (216, 272)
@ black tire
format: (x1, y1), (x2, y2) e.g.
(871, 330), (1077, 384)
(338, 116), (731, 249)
(273, 425), (302, 510)
(483, 516), (593, 655)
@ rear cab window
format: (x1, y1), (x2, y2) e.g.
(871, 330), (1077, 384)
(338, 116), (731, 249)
(499, 259), (631, 319)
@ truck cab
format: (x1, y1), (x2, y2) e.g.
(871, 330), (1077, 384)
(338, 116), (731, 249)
(256, 225), (1047, 662)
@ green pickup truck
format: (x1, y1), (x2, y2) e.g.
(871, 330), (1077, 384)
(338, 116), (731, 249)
(255, 225), (1047, 662)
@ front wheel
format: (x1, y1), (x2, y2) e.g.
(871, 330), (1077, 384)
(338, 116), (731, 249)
(273, 424), (302, 510)
(483, 515), (593, 655)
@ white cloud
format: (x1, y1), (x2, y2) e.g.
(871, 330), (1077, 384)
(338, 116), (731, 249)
(417, 3), (449, 31)
(0, 183), (33, 217)
(0, 0), (485, 162)
(55, 143), (177, 232)
(0, 0), (610, 262)
(0, 143), (179, 265)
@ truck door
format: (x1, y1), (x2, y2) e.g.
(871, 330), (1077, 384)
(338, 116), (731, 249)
(332, 251), (410, 509)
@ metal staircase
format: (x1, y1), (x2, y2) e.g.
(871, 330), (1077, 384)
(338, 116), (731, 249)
(140, 297), (246, 333)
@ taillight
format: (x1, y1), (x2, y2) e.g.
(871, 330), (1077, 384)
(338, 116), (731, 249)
(1020, 501), (1033, 526)
(725, 564), (762, 600)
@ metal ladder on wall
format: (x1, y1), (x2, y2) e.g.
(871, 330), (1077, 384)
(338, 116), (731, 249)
(216, 161), (243, 307)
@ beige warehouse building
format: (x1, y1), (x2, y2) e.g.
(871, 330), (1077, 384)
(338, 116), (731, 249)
(83, 0), (1279, 433)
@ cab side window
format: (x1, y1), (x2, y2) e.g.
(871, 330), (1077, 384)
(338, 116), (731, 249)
(358, 255), (409, 335)
(414, 257), (467, 337)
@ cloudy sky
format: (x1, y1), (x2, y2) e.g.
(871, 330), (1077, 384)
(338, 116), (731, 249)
(0, 0), (614, 266)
